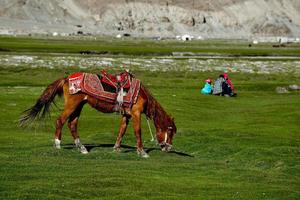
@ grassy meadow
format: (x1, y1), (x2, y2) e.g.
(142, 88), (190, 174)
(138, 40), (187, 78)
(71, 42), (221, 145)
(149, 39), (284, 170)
(1, 36), (300, 56)
(0, 37), (299, 200)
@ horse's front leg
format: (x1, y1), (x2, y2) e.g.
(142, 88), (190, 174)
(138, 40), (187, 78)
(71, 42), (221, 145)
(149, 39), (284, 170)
(114, 115), (130, 152)
(68, 119), (88, 154)
(132, 112), (149, 158)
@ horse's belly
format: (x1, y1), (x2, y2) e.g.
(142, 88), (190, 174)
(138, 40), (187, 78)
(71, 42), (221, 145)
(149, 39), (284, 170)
(87, 97), (115, 113)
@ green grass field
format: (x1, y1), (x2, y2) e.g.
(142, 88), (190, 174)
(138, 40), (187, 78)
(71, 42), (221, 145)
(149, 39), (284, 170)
(0, 37), (299, 200)
(1, 36), (300, 56)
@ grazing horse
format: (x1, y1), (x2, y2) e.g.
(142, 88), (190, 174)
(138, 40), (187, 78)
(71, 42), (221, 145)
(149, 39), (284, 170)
(19, 72), (176, 158)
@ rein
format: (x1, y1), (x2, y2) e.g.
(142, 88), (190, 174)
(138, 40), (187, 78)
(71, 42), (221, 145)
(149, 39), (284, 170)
(146, 118), (155, 142)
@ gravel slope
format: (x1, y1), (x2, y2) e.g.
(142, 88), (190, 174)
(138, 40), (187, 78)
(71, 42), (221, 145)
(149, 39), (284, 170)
(0, 0), (299, 38)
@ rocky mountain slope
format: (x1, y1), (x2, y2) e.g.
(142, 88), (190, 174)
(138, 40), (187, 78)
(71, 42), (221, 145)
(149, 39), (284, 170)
(0, 0), (299, 38)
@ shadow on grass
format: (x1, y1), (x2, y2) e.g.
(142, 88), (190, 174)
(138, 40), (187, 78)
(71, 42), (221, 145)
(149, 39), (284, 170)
(62, 143), (193, 157)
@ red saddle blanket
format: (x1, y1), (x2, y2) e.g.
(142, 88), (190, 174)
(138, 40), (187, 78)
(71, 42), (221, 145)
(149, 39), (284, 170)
(68, 72), (141, 108)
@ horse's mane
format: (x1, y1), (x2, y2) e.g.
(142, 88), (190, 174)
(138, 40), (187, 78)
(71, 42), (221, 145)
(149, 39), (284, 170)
(140, 84), (172, 131)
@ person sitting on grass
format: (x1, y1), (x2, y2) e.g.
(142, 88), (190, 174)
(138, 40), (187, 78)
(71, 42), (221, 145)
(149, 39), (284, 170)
(223, 73), (237, 97)
(201, 79), (213, 94)
(213, 74), (225, 96)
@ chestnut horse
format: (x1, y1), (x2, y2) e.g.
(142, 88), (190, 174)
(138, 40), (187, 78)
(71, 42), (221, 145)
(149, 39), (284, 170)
(19, 75), (176, 158)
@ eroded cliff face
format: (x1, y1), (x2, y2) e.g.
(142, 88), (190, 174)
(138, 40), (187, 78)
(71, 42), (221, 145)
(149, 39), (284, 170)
(0, 0), (299, 38)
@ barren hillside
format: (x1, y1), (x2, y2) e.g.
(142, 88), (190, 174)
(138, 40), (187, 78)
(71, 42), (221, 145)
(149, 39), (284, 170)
(0, 0), (299, 38)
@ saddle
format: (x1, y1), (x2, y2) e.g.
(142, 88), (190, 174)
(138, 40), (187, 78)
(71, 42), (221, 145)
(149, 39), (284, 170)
(68, 71), (141, 109)
(100, 70), (131, 91)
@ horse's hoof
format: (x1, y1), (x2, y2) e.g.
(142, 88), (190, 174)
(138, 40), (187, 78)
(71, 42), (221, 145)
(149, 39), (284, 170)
(161, 147), (170, 152)
(161, 144), (172, 152)
(113, 147), (121, 152)
(113, 144), (121, 152)
(141, 153), (149, 158)
(54, 139), (61, 149)
(81, 150), (88, 154)
(137, 150), (149, 158)
(79, 145), (88, 154)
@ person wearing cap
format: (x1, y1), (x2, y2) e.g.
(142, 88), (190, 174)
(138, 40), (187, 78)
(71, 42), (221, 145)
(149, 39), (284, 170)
(201, 79), (213, 94)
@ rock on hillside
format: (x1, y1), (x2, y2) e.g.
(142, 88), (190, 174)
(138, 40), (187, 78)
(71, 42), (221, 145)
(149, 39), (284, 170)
(0, 0), (299, 38)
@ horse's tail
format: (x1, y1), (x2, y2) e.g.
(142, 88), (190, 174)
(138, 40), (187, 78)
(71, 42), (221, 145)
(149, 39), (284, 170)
(19, 77), (66, 127)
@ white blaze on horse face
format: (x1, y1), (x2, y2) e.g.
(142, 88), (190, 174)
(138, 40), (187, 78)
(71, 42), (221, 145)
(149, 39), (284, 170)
(164, 132), (168, 143)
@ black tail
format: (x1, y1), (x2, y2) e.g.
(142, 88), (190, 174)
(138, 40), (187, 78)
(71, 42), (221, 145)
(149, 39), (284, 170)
(19, 78), (66, 127)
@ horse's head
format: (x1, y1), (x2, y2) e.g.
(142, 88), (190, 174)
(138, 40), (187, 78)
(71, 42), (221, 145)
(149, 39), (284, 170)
(156, 117), (176, 152)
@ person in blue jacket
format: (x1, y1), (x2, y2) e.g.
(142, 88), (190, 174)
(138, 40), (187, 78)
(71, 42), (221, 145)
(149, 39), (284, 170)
(201, 79), (213, 94)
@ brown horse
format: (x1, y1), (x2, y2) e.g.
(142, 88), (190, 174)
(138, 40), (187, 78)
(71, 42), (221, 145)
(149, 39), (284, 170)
(19, 74), (176, 158)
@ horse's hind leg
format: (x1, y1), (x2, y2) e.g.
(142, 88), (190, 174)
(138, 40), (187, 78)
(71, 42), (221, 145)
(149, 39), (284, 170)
(54, 93), (85, 149)
(113, 115), (130, 152)
(67, 102), (88, 154)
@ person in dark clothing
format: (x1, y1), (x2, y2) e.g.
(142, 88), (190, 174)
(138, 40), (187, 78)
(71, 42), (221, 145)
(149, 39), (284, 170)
(221, 79), (232, 97)
(223, 73), (237, 97)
